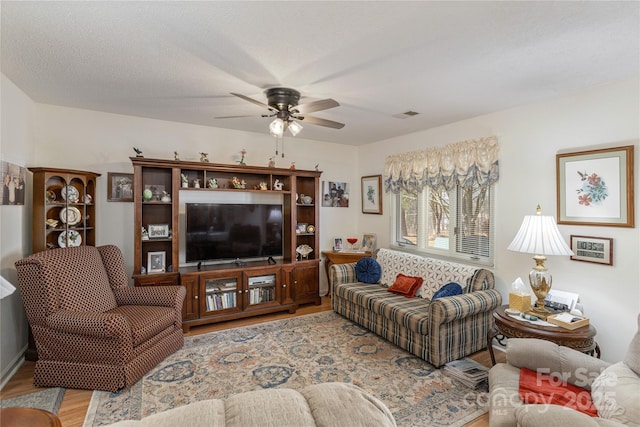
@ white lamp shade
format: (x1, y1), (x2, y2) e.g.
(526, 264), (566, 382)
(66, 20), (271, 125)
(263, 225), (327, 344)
(269, 118), (284, 136)
(507, 214), (573, 256)
(288, 120), (303, 136)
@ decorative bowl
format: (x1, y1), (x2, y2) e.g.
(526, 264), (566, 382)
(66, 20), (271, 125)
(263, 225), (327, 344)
(300, 194), (313, 205)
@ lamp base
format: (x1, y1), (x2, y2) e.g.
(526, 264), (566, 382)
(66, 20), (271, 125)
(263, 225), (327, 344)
(527, 306), (551, 321)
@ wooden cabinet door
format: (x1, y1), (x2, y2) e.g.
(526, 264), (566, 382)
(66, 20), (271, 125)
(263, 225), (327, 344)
(292, 262), (321, 305)
(180, 274), (199, 321)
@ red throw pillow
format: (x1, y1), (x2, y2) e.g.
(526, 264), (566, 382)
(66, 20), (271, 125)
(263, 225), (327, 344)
(519, 367), (598, 417)
(387, 274), (423, 298)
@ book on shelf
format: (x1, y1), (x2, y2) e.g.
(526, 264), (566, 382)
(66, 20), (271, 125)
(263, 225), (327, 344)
(442, 358), (489, 389)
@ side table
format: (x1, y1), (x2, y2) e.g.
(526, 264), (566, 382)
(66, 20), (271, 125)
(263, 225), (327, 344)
(321, 251), (371, 295)
(488, 305), (600, 365)
(0, 407), (62, 427)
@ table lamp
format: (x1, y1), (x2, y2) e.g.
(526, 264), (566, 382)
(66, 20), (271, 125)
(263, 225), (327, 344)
(507, 205), (574, 319)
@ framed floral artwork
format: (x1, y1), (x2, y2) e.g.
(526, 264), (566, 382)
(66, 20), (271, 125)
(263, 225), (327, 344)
(361, 175), (382, 214)
(556, 145), (634, 227)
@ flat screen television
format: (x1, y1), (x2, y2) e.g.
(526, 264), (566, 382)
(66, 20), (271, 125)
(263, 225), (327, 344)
(185, 203), (283, 263)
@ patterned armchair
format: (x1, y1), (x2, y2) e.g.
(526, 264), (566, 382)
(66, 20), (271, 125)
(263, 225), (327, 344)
(15, 245), (186, 392)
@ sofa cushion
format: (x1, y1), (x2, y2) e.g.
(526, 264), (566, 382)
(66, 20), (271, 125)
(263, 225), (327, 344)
(591, 361), (640, 425)
(355, 257), (382, 284)
(432, 282), (463, 300)
(387, 274), (423, 298)
(334, 283), (431, 335)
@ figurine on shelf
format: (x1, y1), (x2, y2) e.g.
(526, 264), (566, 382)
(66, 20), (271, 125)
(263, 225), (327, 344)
(200, 152), (209, 162)
(161, 191), (171, 202)
(208, 178), (218, 189)
(181, 173), (189, 188)
(258, 181), (268, 191)
(315, 163), (320, 171)
(133, 147), (143, 157)
(141, 227), (149, 241)
(237, 149), (247, 166)
(174, 151), (180, 161)
(231, 177), (246, 189)
(268, 157), (276, 168)
(273, 179), (284, 190)
(290, 162), (296, 170)
(194, 178), (201, 188)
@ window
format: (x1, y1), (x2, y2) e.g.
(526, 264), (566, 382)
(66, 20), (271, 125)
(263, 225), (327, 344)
(392, 183), (494, 265)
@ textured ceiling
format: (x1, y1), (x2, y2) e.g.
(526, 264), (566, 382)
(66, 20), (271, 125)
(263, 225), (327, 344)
(2, 1), (639, 145)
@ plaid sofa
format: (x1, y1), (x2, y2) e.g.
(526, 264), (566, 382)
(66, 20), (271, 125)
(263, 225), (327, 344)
(331, 248), (501, 367)
(15, 245), (186, 392)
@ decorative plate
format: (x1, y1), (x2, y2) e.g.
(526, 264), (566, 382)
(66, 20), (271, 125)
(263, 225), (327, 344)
(60, 206), (81, 225)
(306, 224), (316, 233)
(61, 185), (80, 203)
(58, 230), (82, 248)
(296, 244), (314, 258)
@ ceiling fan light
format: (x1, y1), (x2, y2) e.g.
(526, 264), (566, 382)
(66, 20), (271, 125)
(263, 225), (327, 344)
(269, 118), (284, 136)
(288, 120), (303, 136)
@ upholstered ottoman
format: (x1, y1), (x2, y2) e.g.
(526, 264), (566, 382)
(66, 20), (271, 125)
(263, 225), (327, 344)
(104, 382), (396, 427)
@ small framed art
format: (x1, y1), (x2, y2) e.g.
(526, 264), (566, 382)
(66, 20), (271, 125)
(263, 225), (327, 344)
(147, 251), (166, 273)
(361, 233), (377, 252)
(333, 237), (344, 251)
(148, 224), (170, 239)
(361, 175), (382, 214)
(570, 235), (613, 266)
(107, 172), (134, 202)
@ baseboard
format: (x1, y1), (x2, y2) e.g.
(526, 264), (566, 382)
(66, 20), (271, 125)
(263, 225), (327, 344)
(0, 345), (26, 390)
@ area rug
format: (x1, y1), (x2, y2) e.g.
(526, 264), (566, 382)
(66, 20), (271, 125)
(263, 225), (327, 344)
(84, 311), (488, 426)
(0, 387), (65, 414)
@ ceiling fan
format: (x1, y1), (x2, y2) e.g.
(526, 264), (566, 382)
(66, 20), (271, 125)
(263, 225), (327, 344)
(217, 87), (345, 137)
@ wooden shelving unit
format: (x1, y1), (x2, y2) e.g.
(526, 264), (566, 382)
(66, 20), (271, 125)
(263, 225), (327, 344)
(130, 157), (321, 331)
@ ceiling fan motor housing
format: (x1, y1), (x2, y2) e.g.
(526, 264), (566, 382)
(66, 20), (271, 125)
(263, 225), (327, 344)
(265, 87), (300, 111)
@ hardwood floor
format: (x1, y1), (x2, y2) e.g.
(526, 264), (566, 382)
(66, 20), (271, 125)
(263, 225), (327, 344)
(1, 297), (504, 426)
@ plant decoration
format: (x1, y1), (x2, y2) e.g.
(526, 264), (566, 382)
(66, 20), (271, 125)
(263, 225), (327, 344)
(576, 171), (608, 207)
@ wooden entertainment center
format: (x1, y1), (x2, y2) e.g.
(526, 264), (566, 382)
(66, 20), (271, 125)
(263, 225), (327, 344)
(130, 157), (321, 331)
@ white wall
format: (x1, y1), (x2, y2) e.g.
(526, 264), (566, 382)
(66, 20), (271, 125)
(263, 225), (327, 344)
(31, 104), (360, 294)
(0, 75), (35, 385)
(357, 77), (640, 363)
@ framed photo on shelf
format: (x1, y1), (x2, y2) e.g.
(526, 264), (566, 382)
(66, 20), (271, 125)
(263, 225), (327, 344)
(361, 233), (377, 252)
(570, 235), (613, 266)
(557, 145), (634, 227)
(147, 251), (166, 273)
(148, 224), (170, 239)
(107, 172), (134, 202)
(297, 223), (308, 234)
(361, 175), (382, 214)
(333, 237), (344, 251)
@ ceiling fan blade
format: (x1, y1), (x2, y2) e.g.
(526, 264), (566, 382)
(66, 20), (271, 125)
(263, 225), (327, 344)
(292, 98), (340, 114)
(214, 114), (258, 119)
(297, 115), (345, 129)
(230, 93), (277, 112)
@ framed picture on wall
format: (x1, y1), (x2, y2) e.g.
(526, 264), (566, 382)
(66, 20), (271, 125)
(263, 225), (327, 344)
(361, 175), (382, 214)
(556, 145), (634, 227)
(107, 172), (134, 202)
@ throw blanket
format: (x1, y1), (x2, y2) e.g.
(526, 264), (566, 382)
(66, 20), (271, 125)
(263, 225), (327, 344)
(518, 367), (598, 417)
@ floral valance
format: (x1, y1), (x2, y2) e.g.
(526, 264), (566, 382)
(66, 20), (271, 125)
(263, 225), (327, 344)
(384, 136), (499, 193)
